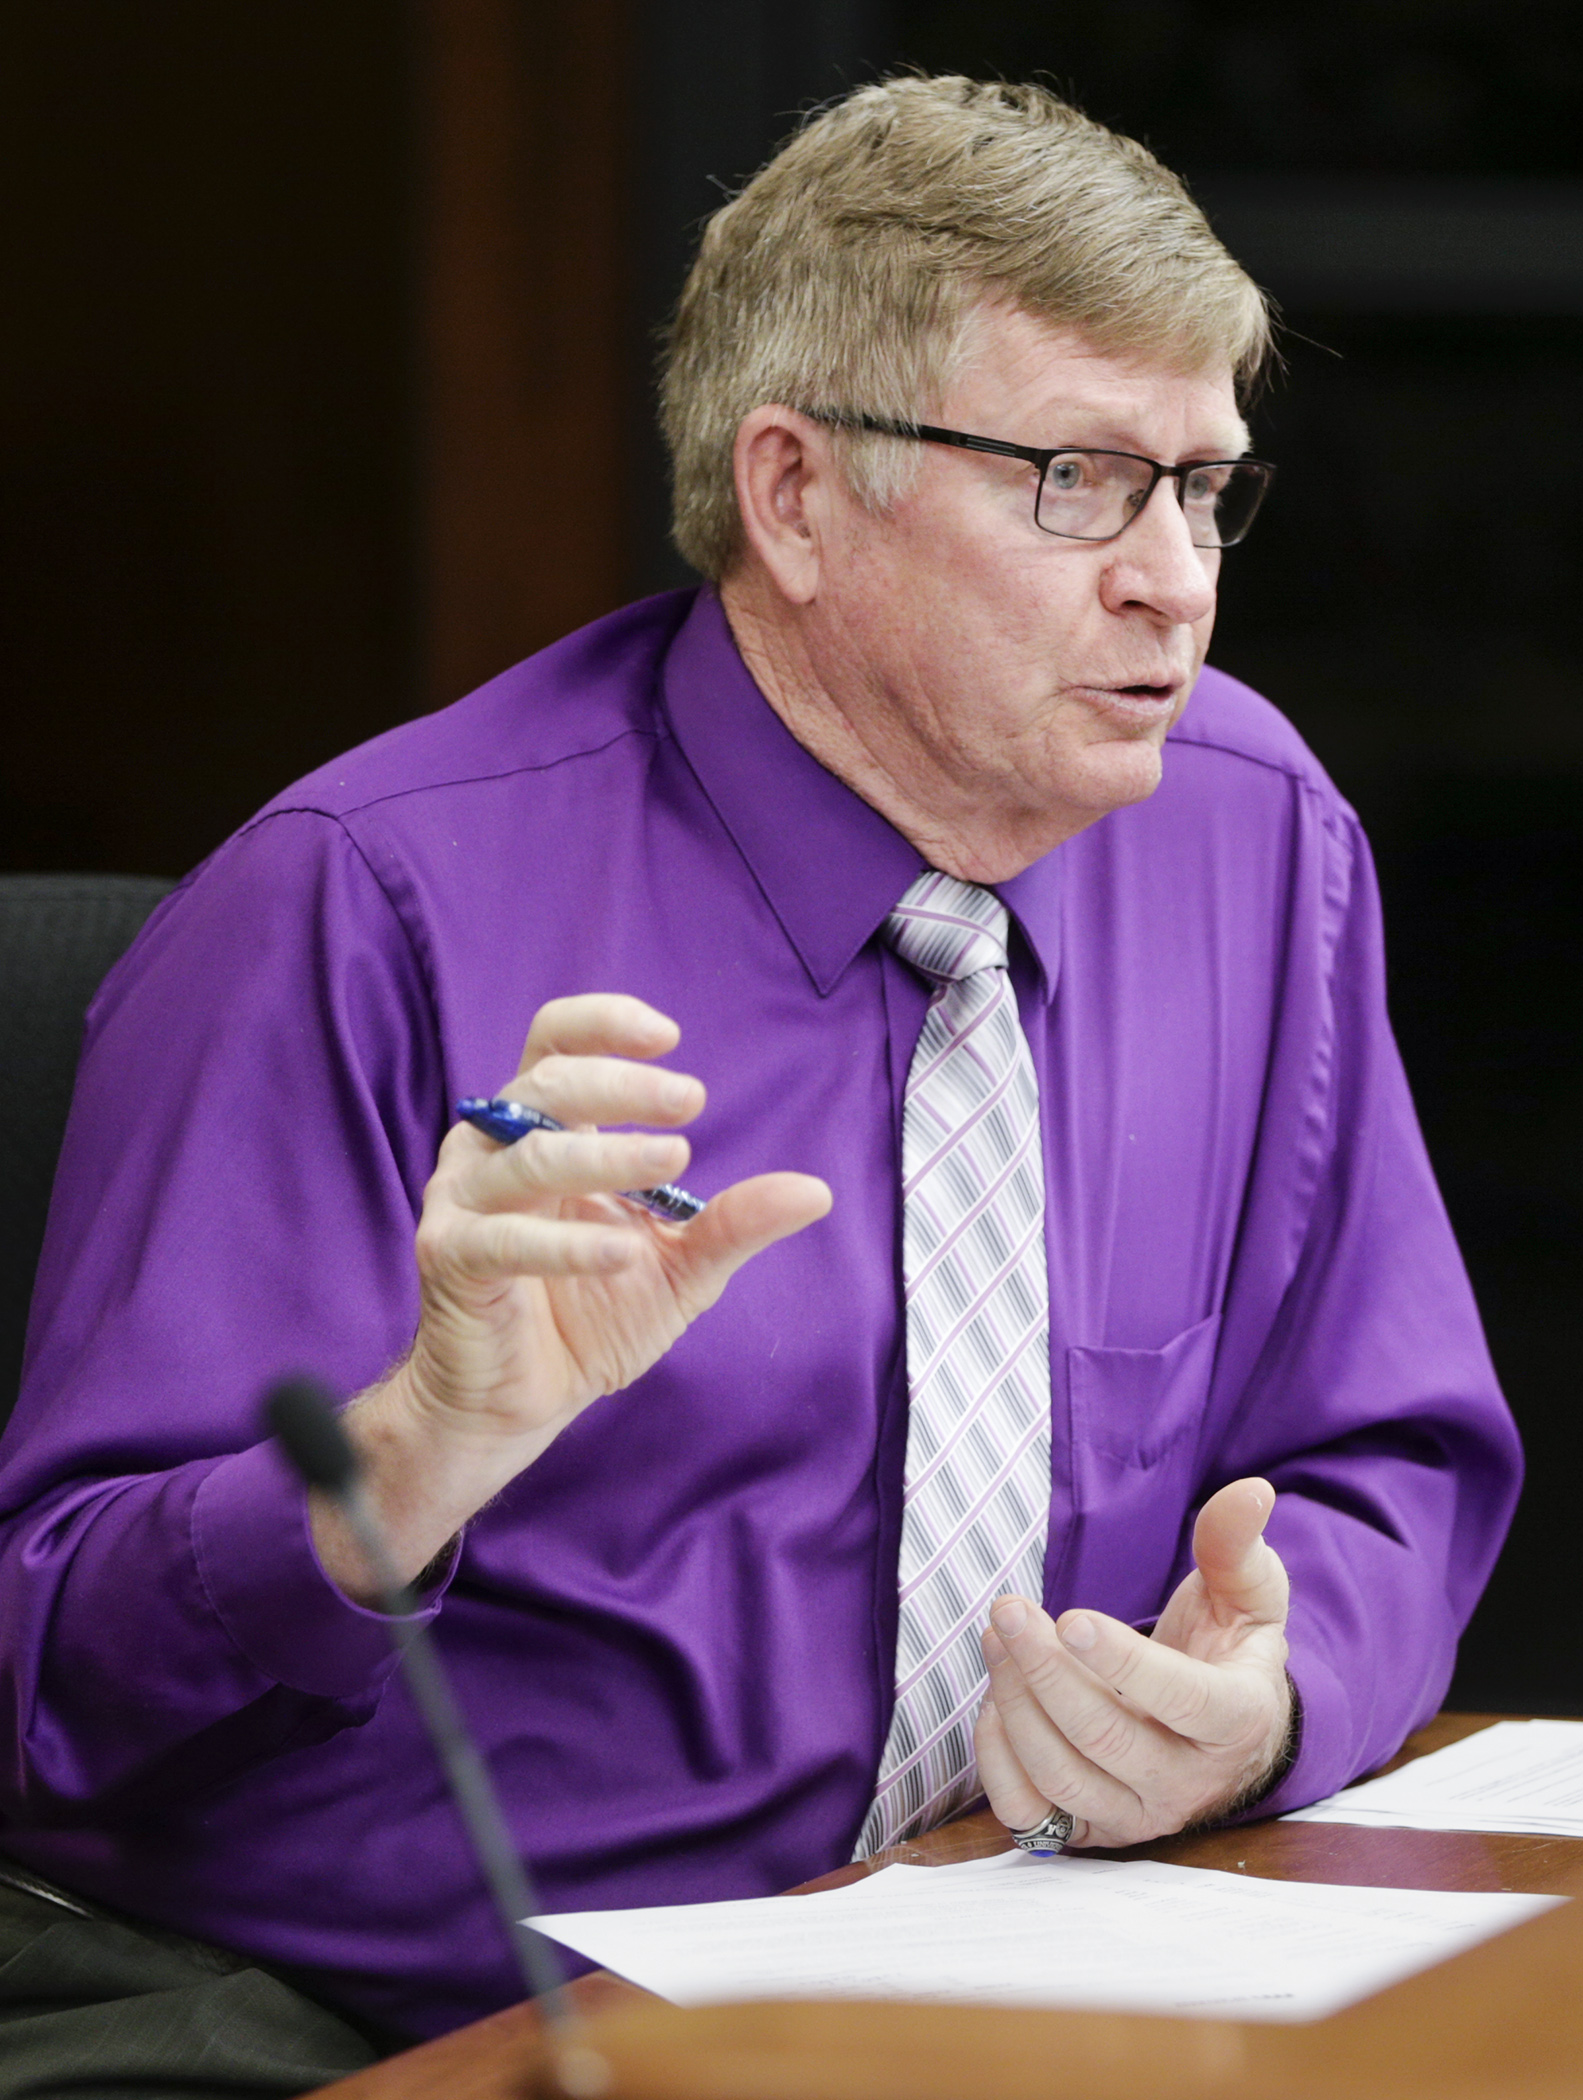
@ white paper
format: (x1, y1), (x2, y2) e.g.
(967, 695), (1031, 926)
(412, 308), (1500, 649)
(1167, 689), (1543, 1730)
(1283, 1719), (1583, 1835)
(533, 1848), (1557, 2023)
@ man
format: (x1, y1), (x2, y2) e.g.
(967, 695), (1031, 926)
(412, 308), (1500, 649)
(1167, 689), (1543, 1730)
(0, 75), (1518, 2089)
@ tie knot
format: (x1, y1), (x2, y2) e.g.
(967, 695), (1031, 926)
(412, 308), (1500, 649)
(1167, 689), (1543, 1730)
(884, 871), (1010, 982)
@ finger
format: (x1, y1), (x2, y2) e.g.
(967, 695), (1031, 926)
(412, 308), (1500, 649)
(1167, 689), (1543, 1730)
(1191, 1478), (1288, 1627)
(988, 1605), (1151, 1789)
(448, 1126), (691, 1211)
(662, 1173), (832, 1309)
(518, 995), (680, 1073)
(1052, 1609), (1263, 1747)
(980, 1619), (1140, 1839)
(501, 1054), (705, 1131)
(420, 1207), (640, 1286)
(973, 1690), (1055, 1835)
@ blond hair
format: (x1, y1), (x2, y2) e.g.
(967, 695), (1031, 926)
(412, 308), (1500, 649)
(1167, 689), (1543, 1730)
(661, 75), (1271, 579)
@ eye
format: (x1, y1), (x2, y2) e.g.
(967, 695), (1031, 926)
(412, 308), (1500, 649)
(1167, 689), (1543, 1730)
(1034, 451), (1144, 541)
(1182, 464), (1231, 507)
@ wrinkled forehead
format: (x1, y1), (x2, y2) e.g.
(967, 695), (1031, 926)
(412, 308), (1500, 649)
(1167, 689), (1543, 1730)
(948, 302), (1252, 458)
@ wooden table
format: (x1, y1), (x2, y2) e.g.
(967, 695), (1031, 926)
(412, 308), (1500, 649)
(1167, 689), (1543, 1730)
(314, 1714), (1583, 2100)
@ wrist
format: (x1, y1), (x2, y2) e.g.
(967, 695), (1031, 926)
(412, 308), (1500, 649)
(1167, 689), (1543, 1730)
(309, 1361), (556, 1600)
(1211, 1671), (1303, 1825)
(1247, 1669), (1303, 1802)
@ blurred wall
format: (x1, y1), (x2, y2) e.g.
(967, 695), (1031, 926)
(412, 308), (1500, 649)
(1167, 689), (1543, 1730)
(0, 1), (631, 877)
(420, 0), (629, 708)
(0, 3), (418, 878)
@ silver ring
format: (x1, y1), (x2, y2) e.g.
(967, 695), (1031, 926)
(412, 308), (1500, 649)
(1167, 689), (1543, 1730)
(1009, 1804), (1075, 1852)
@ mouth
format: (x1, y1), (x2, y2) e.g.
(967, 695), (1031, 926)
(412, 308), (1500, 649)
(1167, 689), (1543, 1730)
(1083, 680), (1183, 721)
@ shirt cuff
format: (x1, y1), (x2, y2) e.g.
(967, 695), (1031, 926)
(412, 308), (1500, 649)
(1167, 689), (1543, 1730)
(191, 1437), (449, 1699)
(1225, 1630), (1351, 1821)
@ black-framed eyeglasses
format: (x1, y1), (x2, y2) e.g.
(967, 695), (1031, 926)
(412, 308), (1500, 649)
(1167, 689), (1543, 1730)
(807, 412), (1276, 549)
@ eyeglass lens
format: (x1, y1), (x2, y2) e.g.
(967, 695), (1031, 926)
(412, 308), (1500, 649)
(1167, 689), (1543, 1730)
(1035, 454), (1270, 547)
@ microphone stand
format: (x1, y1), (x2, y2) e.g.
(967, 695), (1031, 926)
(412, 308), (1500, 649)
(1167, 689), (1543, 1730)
(266, 1377), (611, 2099)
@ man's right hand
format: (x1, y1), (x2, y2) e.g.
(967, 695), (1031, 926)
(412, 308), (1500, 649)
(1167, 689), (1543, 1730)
(313, 993), (831, 1600)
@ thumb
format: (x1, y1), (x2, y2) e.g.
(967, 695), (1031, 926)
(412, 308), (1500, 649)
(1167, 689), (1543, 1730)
(666, 1172), (832, 1310)
(1191, 1477), (1288, 1626)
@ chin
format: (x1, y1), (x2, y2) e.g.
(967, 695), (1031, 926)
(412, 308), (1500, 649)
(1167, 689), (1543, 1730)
(1070, 741), (1165, 817)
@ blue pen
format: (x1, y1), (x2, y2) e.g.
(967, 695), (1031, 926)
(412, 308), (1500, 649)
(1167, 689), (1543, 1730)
(454, 1097), (706, 1224)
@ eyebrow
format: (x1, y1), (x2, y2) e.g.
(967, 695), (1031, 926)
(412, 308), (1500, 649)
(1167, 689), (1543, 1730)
(1040, 420), (1253, 461)
(1012, 390), (1252, 460)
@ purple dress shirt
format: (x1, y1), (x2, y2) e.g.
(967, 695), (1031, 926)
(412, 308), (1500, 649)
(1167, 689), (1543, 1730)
(0, 587), (1520, 2039)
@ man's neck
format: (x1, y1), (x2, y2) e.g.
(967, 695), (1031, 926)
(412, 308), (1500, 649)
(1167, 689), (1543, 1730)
(717, 574), (1088, 886)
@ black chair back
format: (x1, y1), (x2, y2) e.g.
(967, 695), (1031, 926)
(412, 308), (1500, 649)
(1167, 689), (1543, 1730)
(0, 874), (175, 1427)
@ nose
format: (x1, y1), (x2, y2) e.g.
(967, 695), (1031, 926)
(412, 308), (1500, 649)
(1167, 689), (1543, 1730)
(1100, 478), (1218, 628)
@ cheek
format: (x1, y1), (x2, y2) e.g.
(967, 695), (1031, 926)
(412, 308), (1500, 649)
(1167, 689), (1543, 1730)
(921, 534), (1078, 660)
(962, 561), (1099, 705)
(827, 493), (1097, 705)
(850, 528), (1014, 678)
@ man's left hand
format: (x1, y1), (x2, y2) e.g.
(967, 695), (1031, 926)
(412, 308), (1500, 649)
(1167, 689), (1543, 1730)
(974, 1478), (1292, 1847)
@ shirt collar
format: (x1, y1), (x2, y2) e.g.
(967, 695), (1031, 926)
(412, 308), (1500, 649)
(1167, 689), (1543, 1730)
(661, 586), (1062, 1000)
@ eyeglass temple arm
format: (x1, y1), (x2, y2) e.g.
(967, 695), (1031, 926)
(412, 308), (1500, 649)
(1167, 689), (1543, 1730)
(812, 411), (1045, 469)
(901, 422), (1044, 465)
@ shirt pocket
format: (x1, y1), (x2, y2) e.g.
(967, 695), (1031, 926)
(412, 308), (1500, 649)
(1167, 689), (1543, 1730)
(1066, 1312), (1223, 1517)
(1058, 1312), (1224, 1618)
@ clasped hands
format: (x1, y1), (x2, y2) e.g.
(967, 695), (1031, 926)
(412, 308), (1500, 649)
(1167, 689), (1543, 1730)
(321, 989), (1292, 1840)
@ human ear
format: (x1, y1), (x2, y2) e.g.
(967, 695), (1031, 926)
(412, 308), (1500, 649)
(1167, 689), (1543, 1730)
(730, 406), (830, 606)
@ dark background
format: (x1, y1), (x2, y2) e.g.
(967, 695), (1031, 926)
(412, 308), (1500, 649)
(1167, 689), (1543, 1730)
(2, 2), (1578, 1711)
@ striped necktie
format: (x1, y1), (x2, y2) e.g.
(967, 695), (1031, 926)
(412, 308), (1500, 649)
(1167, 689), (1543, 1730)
(855, 870), (1053, 1856)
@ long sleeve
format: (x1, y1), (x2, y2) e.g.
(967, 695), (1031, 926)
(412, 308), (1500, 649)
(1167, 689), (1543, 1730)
(1214, 814), (1521, 1811)
(0, 811), (449, 1817)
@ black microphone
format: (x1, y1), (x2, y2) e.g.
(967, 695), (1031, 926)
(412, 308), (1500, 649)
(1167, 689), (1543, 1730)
(265, 1377), (609, 2095)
